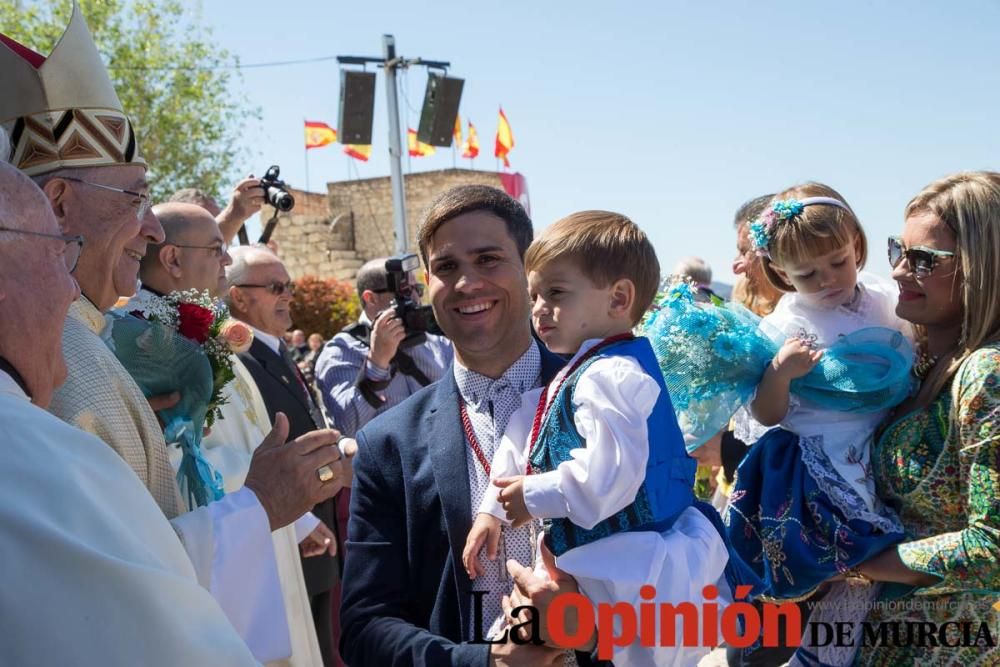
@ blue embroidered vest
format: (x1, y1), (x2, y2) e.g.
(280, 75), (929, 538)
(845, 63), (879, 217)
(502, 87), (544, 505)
(527, 337), (696, 556)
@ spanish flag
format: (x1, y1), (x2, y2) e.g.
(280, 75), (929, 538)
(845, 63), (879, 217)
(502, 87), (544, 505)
(305, 121), (337, 150)
(494, 107), (514, 167)
(453, 114), (462, 147)
(408, 129), (436, 157)
(343, 144), (371, 162)
(462, 121), (480, 159)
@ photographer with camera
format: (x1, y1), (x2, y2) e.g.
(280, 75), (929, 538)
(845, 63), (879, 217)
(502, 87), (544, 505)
(315, 256), (452, 439)
(169, 166), (293, 248)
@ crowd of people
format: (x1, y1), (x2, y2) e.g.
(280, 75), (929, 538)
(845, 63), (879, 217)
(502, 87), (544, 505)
(2, 6), (1000, 667)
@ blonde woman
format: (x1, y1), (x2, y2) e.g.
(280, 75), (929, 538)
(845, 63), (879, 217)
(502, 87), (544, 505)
(839, 171), (1000, 665)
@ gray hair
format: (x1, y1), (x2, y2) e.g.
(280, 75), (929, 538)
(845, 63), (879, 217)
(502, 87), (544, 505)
(0, 161), (48, 239)
(672, 256), (712, 285)
(355, 257), (389, 294)
(224, 245), (281, 306)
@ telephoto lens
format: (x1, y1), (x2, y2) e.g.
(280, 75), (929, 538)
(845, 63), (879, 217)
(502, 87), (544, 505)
(260, 165), (295, 212)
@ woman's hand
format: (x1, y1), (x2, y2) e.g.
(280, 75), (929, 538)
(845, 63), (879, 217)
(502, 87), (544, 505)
(853, 547), (941, 587)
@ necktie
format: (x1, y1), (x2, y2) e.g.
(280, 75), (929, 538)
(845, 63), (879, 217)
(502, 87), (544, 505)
(279, 341), (324, 428)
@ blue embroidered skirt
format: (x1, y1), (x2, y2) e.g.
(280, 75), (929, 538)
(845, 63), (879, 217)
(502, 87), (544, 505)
(725, 428), (904, 601)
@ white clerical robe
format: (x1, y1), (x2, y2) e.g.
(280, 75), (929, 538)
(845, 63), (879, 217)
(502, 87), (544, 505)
(183, 354), (323, 667)
(0, 370), (260, 666)
(47, 297), (286, 662)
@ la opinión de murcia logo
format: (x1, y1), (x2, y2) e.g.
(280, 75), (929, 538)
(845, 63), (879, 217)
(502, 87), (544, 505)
(469, 587), (1000, 659)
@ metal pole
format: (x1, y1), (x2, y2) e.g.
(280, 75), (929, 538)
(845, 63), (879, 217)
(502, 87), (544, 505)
(304, 119), (310, 192)
(383, 34), (408, 255)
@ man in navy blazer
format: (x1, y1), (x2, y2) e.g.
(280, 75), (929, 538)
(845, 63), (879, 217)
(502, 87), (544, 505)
(341, 186), (596, 666)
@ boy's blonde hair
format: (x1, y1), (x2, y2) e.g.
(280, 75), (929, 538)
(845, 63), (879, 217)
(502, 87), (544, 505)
(524, 210), (660, 324)
(903, 171), (1000, 407)
(759, 182), (868, 292)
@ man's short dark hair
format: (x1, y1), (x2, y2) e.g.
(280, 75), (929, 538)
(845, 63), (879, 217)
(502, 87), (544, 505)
(417, 185), (532, 266)
(356, 257), (389, 295)
(733, 194), (775, 228)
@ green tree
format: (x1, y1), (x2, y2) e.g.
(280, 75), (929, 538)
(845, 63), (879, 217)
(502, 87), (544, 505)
(0, 0), (259, 201)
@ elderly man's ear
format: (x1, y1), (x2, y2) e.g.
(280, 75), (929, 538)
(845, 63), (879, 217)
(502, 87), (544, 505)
(40, 178), (70, 229)
(159, 245), (183, 278)
(227, 285), (249, 312)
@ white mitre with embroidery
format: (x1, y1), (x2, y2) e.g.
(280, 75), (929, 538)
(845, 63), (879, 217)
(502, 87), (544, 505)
(0, 1), (144, 175)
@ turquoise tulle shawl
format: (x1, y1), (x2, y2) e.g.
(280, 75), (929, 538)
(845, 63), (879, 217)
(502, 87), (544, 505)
(641, 282), (914, 452)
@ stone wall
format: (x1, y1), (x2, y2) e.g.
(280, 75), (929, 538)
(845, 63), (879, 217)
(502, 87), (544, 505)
(266, 169), (506, 283)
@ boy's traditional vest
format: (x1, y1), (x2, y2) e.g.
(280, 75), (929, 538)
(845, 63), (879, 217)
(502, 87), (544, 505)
(528, 337), (696, 556)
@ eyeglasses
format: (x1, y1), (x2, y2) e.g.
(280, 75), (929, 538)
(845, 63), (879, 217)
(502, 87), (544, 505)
(171, 242), (229, 258)
(887, 236), (956, 278)
(60, 176), (151, 219)
(0, 226), (84, 272)
(235, 280), (295, 296)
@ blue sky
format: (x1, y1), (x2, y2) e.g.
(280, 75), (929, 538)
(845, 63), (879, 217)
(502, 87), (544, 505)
(192, 1), (999, 284)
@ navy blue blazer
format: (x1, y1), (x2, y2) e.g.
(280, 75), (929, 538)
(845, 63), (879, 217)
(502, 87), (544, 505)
(340, 342), (569, 666)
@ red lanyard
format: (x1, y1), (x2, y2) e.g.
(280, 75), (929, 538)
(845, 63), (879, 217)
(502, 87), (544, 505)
(525, 333), (634, 473)
(460, 399), (493, 476)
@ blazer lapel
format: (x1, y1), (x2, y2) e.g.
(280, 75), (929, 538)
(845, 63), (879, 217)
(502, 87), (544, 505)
(249, 338), (314, 415)
(423, 372), (475, 636)
(538, 341), (567, 384)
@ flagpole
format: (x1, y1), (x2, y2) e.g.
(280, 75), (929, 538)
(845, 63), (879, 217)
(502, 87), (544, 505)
(303, 118), (310, 192)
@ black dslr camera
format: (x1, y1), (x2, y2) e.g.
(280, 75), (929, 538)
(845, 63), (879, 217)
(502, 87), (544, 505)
(385, 253), (441, 347)
(260, 165), (295, 212)
(255, 165), (295, 245)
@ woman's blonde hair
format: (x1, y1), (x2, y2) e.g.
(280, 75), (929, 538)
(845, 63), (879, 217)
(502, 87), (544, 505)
(904, 171), (1000, 406)
(759, 182), (868, 292)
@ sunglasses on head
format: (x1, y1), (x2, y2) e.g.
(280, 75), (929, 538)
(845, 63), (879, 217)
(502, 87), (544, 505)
(235, 280), (295, 296)
(887, 236), (955, 277)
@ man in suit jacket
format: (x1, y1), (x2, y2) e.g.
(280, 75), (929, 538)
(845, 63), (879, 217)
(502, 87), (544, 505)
(341, 186), (600, 666)
(226, 245), (344, 667)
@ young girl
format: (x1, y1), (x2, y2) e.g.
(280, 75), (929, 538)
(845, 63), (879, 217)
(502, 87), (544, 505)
(724, 183), (911, 606)
(462, 211), (737, 667)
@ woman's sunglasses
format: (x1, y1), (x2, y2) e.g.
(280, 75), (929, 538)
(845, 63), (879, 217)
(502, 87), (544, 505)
(887, 236), (955, 278)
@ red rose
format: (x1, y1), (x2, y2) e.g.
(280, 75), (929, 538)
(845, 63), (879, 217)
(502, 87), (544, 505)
(177, 303), (214, 343)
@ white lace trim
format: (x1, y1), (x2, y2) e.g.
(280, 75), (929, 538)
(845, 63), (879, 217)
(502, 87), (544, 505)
(798, 434), (903, 535)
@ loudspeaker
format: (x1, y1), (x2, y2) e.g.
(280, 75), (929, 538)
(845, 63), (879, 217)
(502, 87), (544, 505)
(338, 70), (377, 145)
(417, 73), (464, 147)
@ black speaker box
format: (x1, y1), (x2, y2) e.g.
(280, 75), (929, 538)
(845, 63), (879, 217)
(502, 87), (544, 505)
(417, 73), (464, 147)
(338, 70), (377, 145)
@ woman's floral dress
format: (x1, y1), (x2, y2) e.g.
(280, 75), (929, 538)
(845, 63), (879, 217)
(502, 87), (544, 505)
(858, 344), (1000, 665)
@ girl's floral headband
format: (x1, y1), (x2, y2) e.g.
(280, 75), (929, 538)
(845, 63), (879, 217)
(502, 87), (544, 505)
(749, 196), (852, 258)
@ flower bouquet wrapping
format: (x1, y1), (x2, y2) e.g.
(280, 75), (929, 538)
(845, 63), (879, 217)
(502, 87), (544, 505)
(639, 279), (914, 452)
(110, 290), (254, 507)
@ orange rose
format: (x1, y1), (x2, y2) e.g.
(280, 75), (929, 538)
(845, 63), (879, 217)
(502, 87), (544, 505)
(220, 319), (254, 354)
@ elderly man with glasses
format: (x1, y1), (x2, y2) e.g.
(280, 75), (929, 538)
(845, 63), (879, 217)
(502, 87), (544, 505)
(0, 142), (265, 667)
(3, 6), (347, 663)
(226, 245), (351, 666)
(134, 202), (329, 665)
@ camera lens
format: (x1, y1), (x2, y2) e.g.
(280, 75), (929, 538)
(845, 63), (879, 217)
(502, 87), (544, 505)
(267, 187), (295, 212)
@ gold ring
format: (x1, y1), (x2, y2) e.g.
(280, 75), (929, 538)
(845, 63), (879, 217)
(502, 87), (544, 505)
(316, 464), (335, 483)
